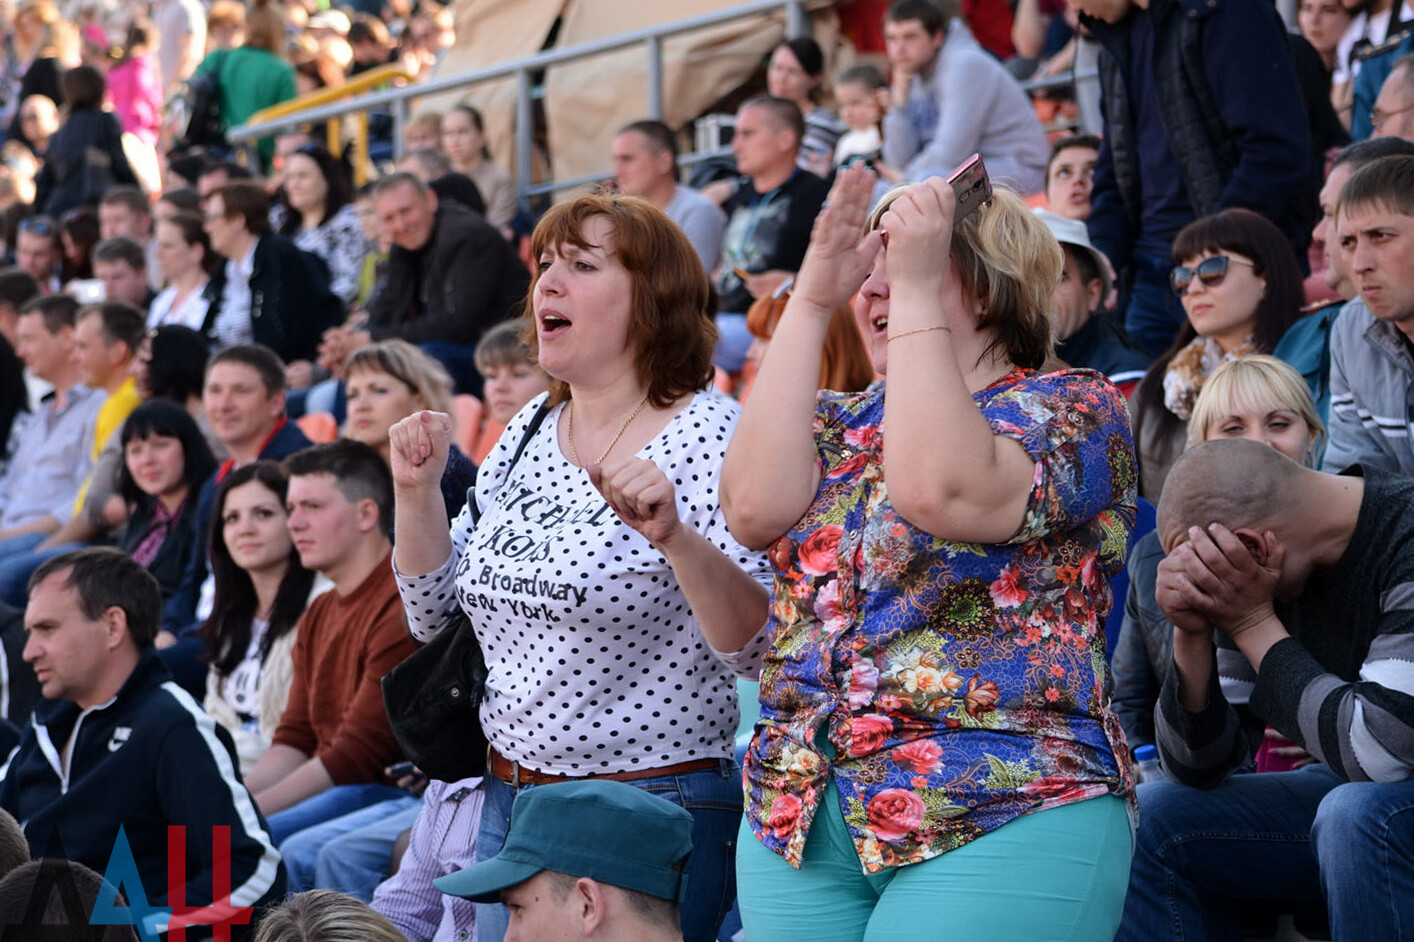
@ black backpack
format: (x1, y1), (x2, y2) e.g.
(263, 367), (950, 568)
(167, 51), (228, 149)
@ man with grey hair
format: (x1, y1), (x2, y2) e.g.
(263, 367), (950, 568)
(319, 173), (526, 396)
(1372, 53), (1414, 141)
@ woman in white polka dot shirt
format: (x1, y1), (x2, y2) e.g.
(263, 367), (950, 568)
(388, 193), (773, 942)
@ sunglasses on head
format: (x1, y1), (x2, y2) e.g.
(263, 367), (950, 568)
(1169, 255), (1257, 296)
(18, 217), (55, 237)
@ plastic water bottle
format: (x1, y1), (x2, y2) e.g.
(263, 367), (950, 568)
(1133, 744), (1164, 783)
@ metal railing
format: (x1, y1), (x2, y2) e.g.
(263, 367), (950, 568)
(229, 0), (820, 198)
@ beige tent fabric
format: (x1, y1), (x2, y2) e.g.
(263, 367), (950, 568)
(421, 0), (567, 182)
(544, 1), (844, 196)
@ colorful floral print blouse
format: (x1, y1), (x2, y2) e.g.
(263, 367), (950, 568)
(744, 368), (1138, 872)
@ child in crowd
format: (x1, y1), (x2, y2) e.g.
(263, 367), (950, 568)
(1044, 133), (1100, 222)
(402, 110), (442, 152)
(833, 63), (889, 170)
(469, 320), (549, 464)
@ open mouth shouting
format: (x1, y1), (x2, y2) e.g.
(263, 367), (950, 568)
(539, 310), (572, 337)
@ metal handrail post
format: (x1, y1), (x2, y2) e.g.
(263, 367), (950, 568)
(646, 35), (664, 120)
(516, 68), (535, 209)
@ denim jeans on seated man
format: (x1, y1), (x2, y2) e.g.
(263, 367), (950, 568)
(1116, 765), (1414, 940)
(475, 762), (742, 942)
(266, 782), (409, 846)
(281, 793), (422, 896)
(1122, 249), (1189, 359)
(0, 542), (84, 607)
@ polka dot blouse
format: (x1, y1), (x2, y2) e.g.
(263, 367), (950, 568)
(396, 391), (772, 774)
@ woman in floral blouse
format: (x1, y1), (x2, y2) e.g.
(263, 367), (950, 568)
(721, 165), (1138, 940)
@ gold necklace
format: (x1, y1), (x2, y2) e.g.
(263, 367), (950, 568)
(566, 396), (650, 467)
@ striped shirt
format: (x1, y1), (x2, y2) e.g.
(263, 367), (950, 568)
(371, 778), (483, 942)
(1157, 467), (1414, 786)
(1324, 298), (1414, 476)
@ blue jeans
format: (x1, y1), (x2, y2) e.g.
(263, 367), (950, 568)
(266, 783), (409, 847)
(1123, 250), (1188, 359)
(0, 541), (83, 607)
(1116, 764), (1414, 940)
(712, 313), (752, 375)
(475, 761), (742, 942)
(281, 794), (422, 895)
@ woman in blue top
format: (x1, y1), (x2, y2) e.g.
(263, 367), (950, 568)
(722, 165), (1137, 941)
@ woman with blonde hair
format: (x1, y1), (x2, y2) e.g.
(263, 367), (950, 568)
(345, 339), (476, 525)
(1113, 354), (1324, 761)
(723, 166), (1137, 940)
(253, 890), (407, 942)
(3, 0), (62, 138)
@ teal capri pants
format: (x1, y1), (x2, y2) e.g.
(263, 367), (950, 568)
(737, 781), (1132, 942)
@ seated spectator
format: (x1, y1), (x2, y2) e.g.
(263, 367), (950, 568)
(881, 0), (1049, 193)
(326, 172), (527, 397)
(348, 15), (395, 75)
(1034, 209), (1147, 394)
(395, 148), (487, 217)
(161, 344), (312, 675)
(13, 95), (59, 159)
(274, 144), (371, 306)
(440, 104), (516, 234)
(611, 119), (726, 272)
(0, 267), (40, 346)
(98, 186), (158, 289)
(371, 776), (485, 939)
(133, 324), (213, 436)
(1324, 155), (1414, 473)
(203, 180), (344, 363)
(402, 110), (443, 153)
(1130, 209), (1304, 502)
(255, 889), (408, 942)
(156, 187), (202, 222)
(114, 400), (217, 604)
(148, 211), (220, 332)
(91, 238), (155, 311)
(0, 297), (101, 547)
(344, 340), (476, 524)
(714, 96), (829, 373)
(1299, 0), (1354, 78)
(1112, 354), (1324, 753)
(243, 441), (416, 845)
(470, 320), (551, 464)
(0, 548), (284, 936)
(436, 780), (692, 942)
(58, 207), (99, 282)
(1044, 133), (1100, 222)
(1115, 438), (1414, 940)
(1372, 53), (1414, 141)
(831, 64), (888, 171)
(32, 65), (137, 218)
(193, 0), (297, 168)
(15, 216), (64, 292)
(1077, 0), (1312, 359)
(766, 38), (847, 178)
(203, 461), (320, 773)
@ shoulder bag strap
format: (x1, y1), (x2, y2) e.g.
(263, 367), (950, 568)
(468, 400), (552, 526)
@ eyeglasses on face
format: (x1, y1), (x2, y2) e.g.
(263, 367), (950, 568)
(1169, 254), (1257, 296)
(1371, 101), (1414, 132)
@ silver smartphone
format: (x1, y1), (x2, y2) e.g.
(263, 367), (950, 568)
(946, 154), (992, 222)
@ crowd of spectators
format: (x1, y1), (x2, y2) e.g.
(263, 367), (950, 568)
(0, 0), (1411, 939)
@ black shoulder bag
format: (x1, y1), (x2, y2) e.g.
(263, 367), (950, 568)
(382, 402), (552, 782)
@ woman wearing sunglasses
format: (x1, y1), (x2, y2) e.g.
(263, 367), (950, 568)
(1130, 209), (1304, 501)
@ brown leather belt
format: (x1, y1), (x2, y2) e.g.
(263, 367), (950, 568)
(487, 746), (721, 786)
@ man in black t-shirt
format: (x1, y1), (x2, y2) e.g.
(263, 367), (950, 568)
(713, 96), (828, 373)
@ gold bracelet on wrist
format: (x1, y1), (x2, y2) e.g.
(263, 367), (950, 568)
(887, 325), (952, 344)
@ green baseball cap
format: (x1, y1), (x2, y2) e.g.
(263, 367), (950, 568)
(434, 779), (694, 903)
